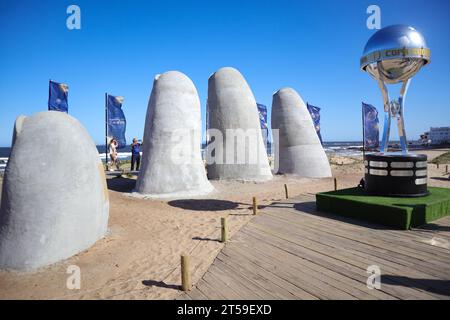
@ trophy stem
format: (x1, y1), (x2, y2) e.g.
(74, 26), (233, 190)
(377, 77), (411, 154)
(397, 79), (411, 154)
(381, 112), (391, 153)
(377, 76), (391, 153)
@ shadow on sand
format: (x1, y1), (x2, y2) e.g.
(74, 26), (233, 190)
(192, 236), (221, 242)
(168, 199), (240, 211)
(106, 176), (136, 192)
(141, 280), (180, 290)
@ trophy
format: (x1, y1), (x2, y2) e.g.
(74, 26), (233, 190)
(360, 25), (430, 197)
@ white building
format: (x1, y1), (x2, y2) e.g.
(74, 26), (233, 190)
(429, 127), (450, 145)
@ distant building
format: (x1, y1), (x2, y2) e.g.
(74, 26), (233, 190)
(429, 127), (450, 145)
(419, 131), (429, 145)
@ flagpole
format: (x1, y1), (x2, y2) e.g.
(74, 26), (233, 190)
(205, 99), (209, 155)
(48, 79), (52, 111)
(105, 93), (108, 170)
(362, 103), (366, 159)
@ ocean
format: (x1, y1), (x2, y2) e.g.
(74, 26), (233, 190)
(2, 140), (432, 173)
(0, 141), (366, 159)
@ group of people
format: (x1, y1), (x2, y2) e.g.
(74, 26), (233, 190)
(108, 138), (143, 171)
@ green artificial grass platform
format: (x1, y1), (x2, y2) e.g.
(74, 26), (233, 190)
(316, 187), (450, 230)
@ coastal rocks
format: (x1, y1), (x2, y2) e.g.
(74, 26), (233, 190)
(206, 67), (272, 181)
(0, 111), (109, 271)
(134, 71), (214, 198)
(271, 87), (331, 177)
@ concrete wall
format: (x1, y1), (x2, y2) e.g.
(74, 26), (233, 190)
(135, 71), (213, 198)
(271, 87), (331, 178)
(206, 67), (272, 181)
(0, 111), (109, 271)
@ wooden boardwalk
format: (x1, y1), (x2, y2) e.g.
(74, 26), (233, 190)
(179, 196), (450, 300)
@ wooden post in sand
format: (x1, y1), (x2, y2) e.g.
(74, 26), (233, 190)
(252, 197), (257, 215)
(284, 184), (289, 199)
(181, 255), (191, 291)
(334, 177), (337, 191)
(221, 217), (228, 243)
(437, 163), (439, 169)
(446, 165), (448, 173)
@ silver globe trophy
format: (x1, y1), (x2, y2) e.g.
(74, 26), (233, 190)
(360, 25), (430, 197)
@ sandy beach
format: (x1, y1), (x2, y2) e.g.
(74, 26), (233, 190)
(0, 148), (449, 300)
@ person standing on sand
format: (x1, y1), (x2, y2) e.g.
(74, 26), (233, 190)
(108, 138), (119, 171)
(131, 138), (142, 171)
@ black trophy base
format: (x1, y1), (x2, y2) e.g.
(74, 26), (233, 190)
(364, 153), (428, 197)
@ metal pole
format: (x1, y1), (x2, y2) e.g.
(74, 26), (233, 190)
(205, 99), (210, 152)
(48, 79), (52, 111)
(362, 103), (366, 159)
(105, 93), (108, 170)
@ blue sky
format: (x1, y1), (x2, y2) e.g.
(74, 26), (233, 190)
(1, 0), (449, 146)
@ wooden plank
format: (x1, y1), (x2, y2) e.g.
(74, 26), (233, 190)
(206, 262), (266, 300)
(185, 195), (450, 300)
(235, 229), (394, 300)
(216, 255), (297, 300)
(195, 278), (227, 300)
(259, 210), (450, 271)
(239, 226), (428, 300)
(186, 284), (209, 300)
(222, 241), (357, 300)
(251, 217), (450, 297)
(244, 222), (441, 299)
(268, 203), (450, 261)
(202, 269), (244, 300)
(291, 203), (450, 255)
(260, 211), (450, 282)
(212, 258), (280, 300)
(259, 212), (450, 279)
(219, 248), (316, 300)
(296, 199), (450, 248)
(275, 196), (450, 250)
(175, 293), (192, 300)
(234, 234), (377, 300)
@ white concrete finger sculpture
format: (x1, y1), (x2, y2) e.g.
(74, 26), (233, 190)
(206, 67), (272, 181)
(135, 71), (214, 198)
(271, 87), (331, 178)
(0, 111), (109, 271)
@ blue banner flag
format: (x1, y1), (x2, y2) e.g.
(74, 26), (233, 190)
(362, 102), (380, 150)
(256, 103), (268, 130)
(48, 80), (69, 113)
(257, 103), (269, 151)
(107, 94), (127, 148)
(306, 103), (323, 144)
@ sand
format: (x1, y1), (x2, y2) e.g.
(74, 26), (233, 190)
(0, 148), (449, 299)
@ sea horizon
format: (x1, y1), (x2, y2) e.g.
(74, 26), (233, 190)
(0, 140), (425, 160)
